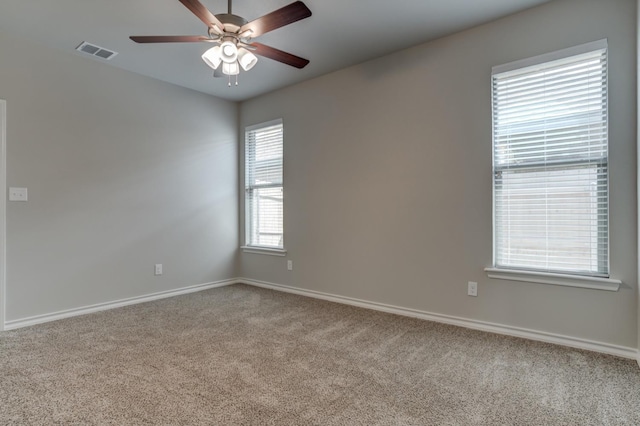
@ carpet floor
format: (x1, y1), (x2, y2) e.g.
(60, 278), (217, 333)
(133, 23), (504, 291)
(1, 283), (639, 425)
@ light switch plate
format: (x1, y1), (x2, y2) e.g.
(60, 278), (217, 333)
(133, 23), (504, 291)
(9, 187), (27, 201)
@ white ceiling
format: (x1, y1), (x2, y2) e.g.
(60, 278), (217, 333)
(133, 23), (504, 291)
(0, 0), (552, 101)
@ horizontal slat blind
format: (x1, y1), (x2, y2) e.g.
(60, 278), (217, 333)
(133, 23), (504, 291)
(492, 44), (608, 276)
(245, 120), (284, 248)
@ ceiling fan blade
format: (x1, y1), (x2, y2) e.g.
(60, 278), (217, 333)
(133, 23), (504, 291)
(240, 1), (312, 38)
(178, 0), (225, 32)
(213, 68), (224, 78)
(130, 35), (211, 43)
(250, 42), (309, 69)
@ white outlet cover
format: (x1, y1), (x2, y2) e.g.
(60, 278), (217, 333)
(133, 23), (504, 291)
(287, 260), (293, 271)
(9, 187), (27, 201)
(468, 281), (478, 297)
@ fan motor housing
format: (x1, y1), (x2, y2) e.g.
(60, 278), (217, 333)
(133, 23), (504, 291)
(215, 13), (248, 33)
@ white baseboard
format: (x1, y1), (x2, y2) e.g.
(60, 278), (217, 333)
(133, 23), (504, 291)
(4, 279), (237, 330)
(238, 278), (639, 361)
(5, 277), (638, 362)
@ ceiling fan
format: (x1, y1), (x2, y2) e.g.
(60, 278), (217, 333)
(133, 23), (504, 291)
(130, 0), (312, 86)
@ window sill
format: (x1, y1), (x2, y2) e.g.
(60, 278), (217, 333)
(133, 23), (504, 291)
(484, 267), (621, 291)
(241, 246), (287, 257)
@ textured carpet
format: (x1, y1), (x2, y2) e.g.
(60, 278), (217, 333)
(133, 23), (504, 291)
(1, 284), (639, 425)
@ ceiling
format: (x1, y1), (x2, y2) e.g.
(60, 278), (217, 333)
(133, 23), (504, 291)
(0, 0), (553, 101)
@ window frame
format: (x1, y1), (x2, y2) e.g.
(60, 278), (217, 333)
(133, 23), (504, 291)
(242, 118), (286, 255)
(486, 40), (620, 291)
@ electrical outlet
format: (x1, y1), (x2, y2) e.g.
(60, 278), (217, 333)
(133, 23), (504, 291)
(155, 264), (163, 276)
(9, 187), (28, 201)
(468, 281), (478, 297)
(287, 260), (293, 271)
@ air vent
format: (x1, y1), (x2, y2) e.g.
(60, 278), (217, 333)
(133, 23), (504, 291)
(76, 42), (118, 60)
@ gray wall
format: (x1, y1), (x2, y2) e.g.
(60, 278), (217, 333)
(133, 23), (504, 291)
(240, 0), (638, 348)
(0, 32), (238, 321)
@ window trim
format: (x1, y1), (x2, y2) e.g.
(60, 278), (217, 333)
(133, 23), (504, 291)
(491, 39), (608, 76)
(484, 268), (620, 291)
(243, 118), (284, 253)
(241, 246), (287, 256)
(488, 39), (619, 290)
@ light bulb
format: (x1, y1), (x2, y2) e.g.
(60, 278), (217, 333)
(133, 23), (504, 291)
(238, 48), (258, 71)
(201, 46), (222, 70)
(222, 62), (240, 76)
(219, 41), (238, 63)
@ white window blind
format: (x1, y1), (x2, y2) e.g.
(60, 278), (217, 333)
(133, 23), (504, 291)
(245, 119), (284, 248)
(492, 41), (608, 277)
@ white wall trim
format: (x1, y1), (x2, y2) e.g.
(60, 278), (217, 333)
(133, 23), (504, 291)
(484, 267), (621, 291)
(5, 276), (637, 363)
(4, 278), (237, 331)
(238, 278), (639, 361)
(241, 246), (287, 257)
(492, 39), (607, 75)
(0, 100), (6, 332)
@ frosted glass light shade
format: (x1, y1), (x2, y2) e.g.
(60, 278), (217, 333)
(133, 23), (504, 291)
(220, 41), (238, 63)
(238, 48), (258, 71)
(222, 62), (240, 75)
(201, 46), (221, 70)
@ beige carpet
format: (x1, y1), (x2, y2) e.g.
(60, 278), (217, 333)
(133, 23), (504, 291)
(1, 284), (639, 425)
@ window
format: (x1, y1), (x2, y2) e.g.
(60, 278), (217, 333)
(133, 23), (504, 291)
(491, 40), (608, 278)
(245, 119), (284, 249)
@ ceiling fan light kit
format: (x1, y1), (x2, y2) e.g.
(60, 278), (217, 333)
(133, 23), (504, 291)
(238, 48), (258, 71)
(202, 45), (222, 69)
(131, 0), (312, 87)
(222, 62), (240, 75)
(220, 40), (238, 63)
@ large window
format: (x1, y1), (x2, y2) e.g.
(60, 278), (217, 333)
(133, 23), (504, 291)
(491, 40), (609, 277)
(245, 119), (284, 249)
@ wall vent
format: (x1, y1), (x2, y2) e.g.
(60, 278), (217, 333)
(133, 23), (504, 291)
(76, 42), (118, 60)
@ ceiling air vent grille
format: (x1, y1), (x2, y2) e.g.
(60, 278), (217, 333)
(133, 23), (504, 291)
(76, 42), (118, 60)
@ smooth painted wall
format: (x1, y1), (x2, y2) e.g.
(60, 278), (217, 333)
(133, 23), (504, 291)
(240, 0), (638, 348)
(0, 32), (238, 321)
(637, 0), (640, 360)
